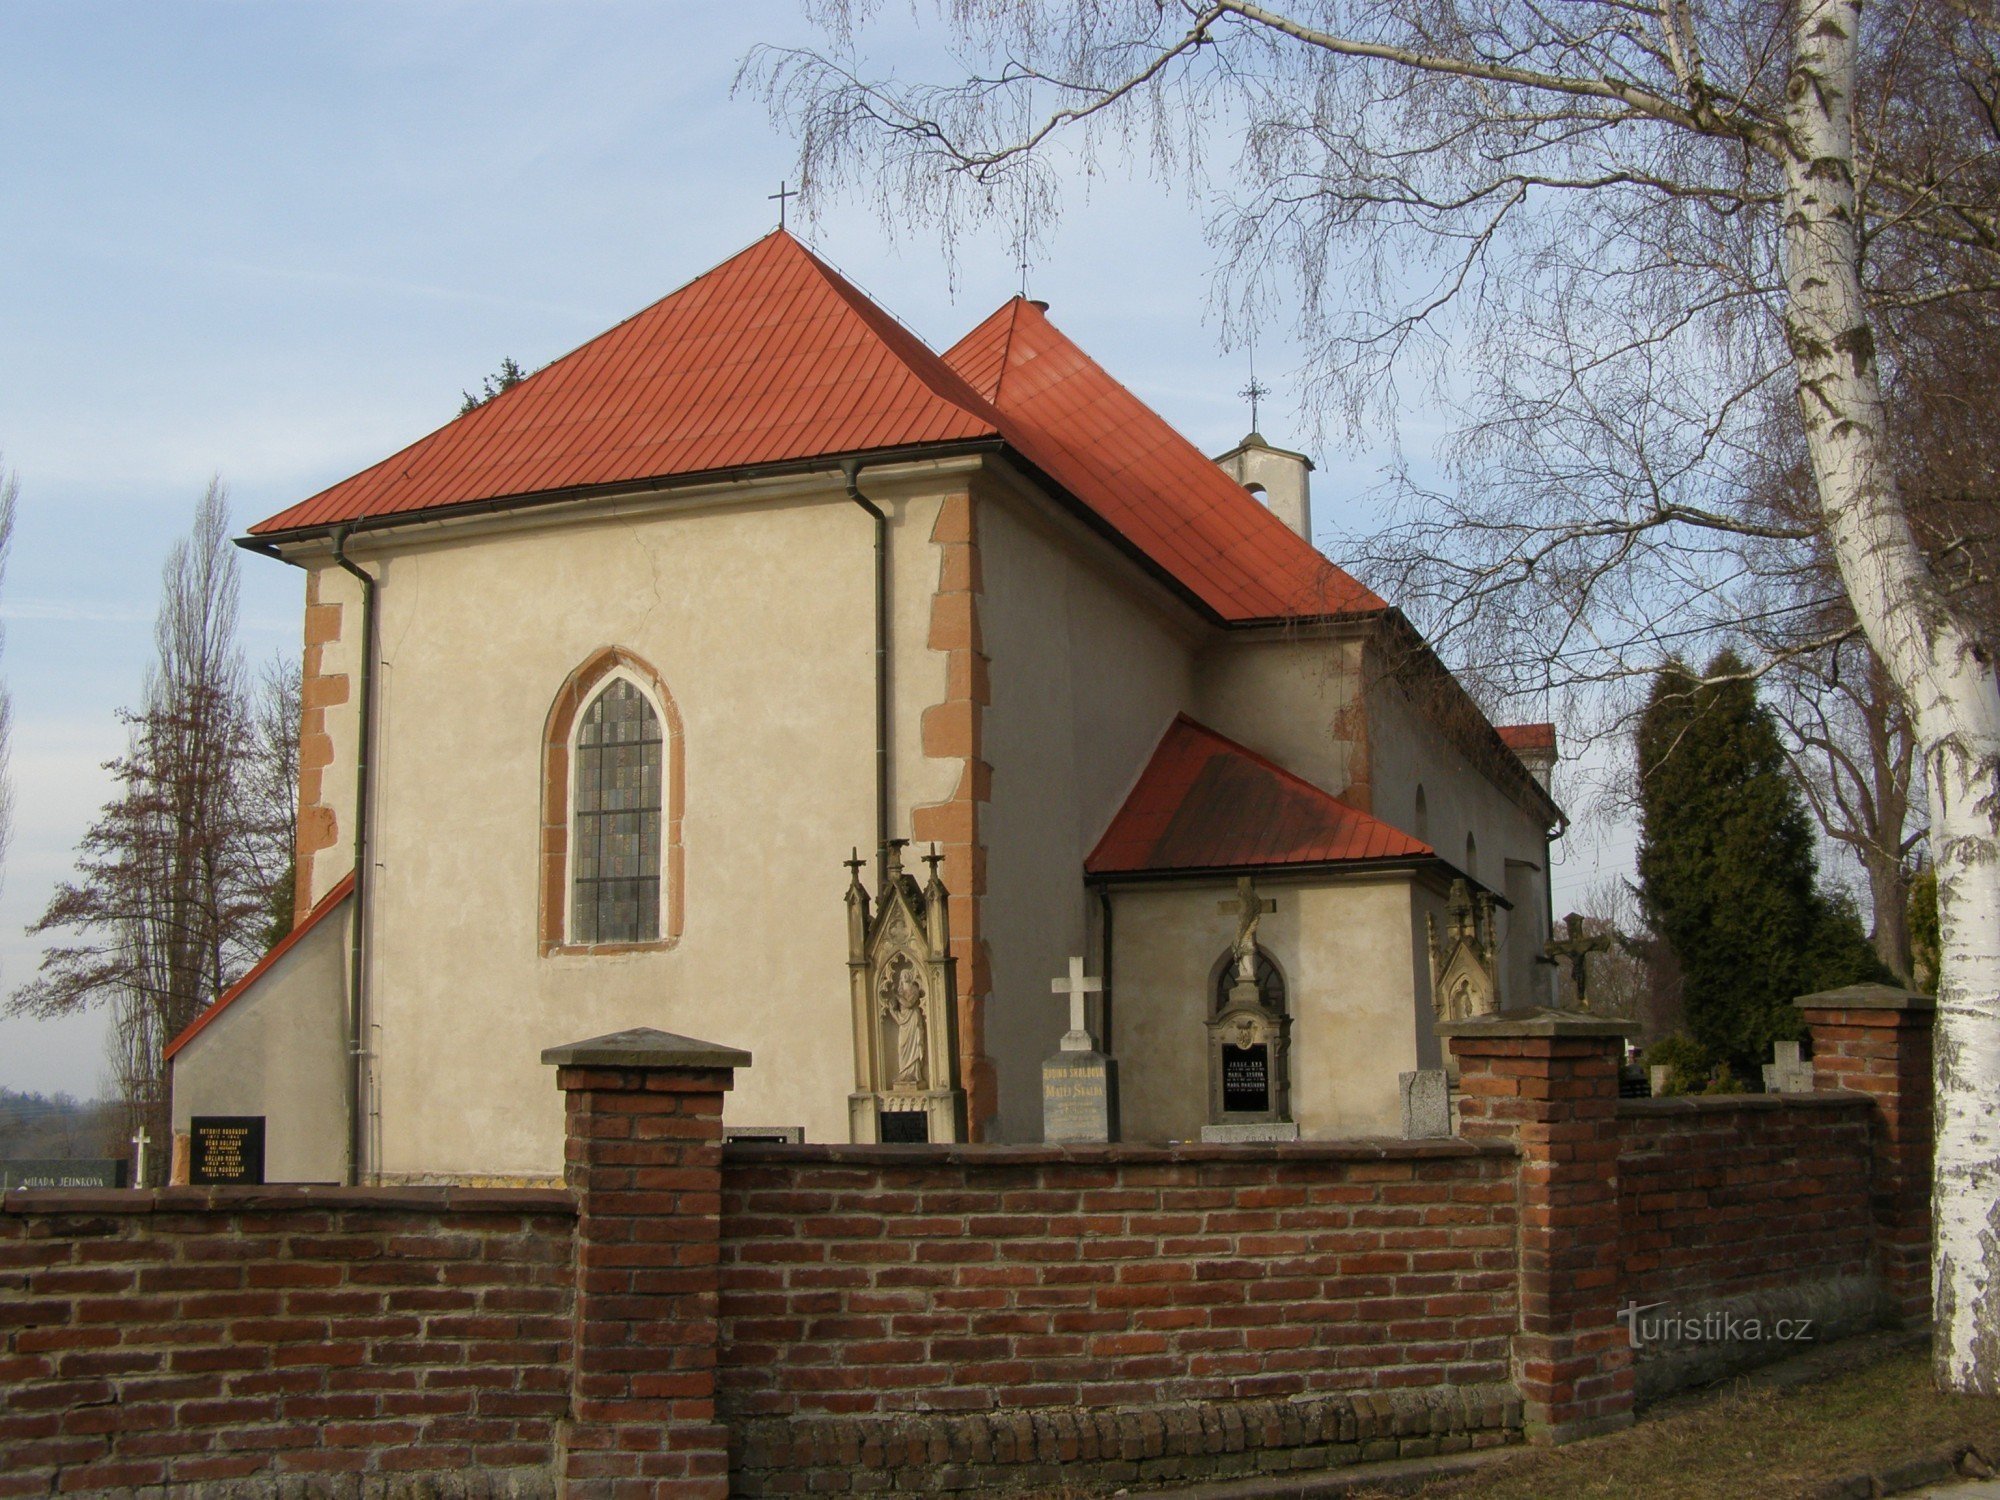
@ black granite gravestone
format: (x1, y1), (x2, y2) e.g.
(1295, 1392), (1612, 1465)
(1, 1158), (128, 1191)
(1222, 1044), (1271, 1114)
(189, 1116), (266, 1186)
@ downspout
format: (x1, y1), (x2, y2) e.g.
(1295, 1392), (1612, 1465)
(1097, 888), (1115, 1055)
(330, 526), (377, 1187)
(841, 460), (891, 883)
(1544, 808), (1570, 1007)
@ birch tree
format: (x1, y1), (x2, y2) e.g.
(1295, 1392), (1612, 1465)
(755, 0), (2000, 1385)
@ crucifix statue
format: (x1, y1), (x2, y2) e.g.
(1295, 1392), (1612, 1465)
(1218, 877), (1276, 985)
(1545, 912), (1614, 1011)
(1050, 955), (1103, 1053)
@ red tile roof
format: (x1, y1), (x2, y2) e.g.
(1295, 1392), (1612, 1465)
(1497, 723), (1558, 754)
(163, 874), (355, 1063)
(251, 232), (1004, 536)
(250, 235), (1385, 625)
(943, 299), (1385, 621)
(1086, 716), (1432, 876)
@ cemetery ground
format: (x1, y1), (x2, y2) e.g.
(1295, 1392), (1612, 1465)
(1102, 1332), (2000, 1500)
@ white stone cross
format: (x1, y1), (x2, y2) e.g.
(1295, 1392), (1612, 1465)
(1051, 956), (1103, 1053)
(131, 1126), (151, 1188)
(1763, 1039), (1815, 1095)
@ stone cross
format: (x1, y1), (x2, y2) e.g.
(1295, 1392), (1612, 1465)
(1763, 1039), (1815, 1094)
(131, 1126), (151, 1188)
(768, 180), (797, 228)
(1051, 956), (1103, 1053)
(1218, 877), (1276, 984)
(1545, 912), (1614, 1010)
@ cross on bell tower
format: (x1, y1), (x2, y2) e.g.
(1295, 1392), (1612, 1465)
(769, 181), (797, 229)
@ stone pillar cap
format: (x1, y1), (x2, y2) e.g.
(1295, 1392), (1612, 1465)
(1794, 983), (1935, 1013)
(542, 1027), (752, 1070)
(1435, 1006), (1636, 1039)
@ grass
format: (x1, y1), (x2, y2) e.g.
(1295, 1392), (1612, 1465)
(1357, 1339), (2000, 1500)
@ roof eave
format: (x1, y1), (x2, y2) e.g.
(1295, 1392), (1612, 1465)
(1086, 852), (1442, 887)
(242, 438), (1009, 552)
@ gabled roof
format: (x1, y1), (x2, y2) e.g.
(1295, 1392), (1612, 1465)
(163, 874), (355, 1062)
(1086, 715), (1432, 877)
(1497, 723), (1557, 755)
(943, 298), (1385, 622)
(250, 237), (1387, 626)
(251, 232), (1005, 535)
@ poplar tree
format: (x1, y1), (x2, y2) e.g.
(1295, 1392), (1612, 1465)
(1637, 651), (1889, 1075)
(8, 483), (294, 1181)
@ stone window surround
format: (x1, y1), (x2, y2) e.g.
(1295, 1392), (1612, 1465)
(540, 646), (685, 956)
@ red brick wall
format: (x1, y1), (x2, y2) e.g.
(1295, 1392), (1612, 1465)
(0, 1186), (574, 1497)
(1613, 1094), (1882, 1400)
(718, 1143), (1520, 1418)
(1617, 1096), (1876, 1307)
(716, 1142), (1524, 1491)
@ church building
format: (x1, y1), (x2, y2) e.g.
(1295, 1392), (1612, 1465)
(166, 230), (1562, 1184)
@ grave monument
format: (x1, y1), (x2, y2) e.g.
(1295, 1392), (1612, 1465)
(1042, 957), (1117, 1143)
(845, 842), (966, 1143)
(1202, 878), (1298, 1142)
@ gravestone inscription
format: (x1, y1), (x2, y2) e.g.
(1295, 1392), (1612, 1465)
(1, 1158), (129, 1191)
(879, 1111), (930, 1144)
(189, 1116), (266, 1186)
(1222, 1044), (1271, 1113)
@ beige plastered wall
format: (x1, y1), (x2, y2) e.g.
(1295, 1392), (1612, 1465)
(1192, 634), (1366, 802)
(169, 901), (352, 1184)
(1106, 876), (1422, 1141)
(286, 468), (960, 1179)
(300, 566), (365, 911)
(972, 469), (1203, 1142)
(1365, 675), (1558, 1018)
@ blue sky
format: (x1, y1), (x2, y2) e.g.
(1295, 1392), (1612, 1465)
(0, 2), (1629, 1096)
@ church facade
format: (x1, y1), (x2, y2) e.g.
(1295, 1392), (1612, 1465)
(167, 231), (1561, 1184)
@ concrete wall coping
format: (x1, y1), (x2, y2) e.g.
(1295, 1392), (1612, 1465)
(1436, 1007), (1636, 1039)
(1616, 1091), (1874, 1119)
(721, 1137), (1518, 1166)
(2, 1184), (578, 1216)
(542, 1026), (753, 1070)
(1795, 984), (1935, 1013)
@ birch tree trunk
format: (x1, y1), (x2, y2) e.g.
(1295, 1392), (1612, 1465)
(1779, 0), (2000, 1391)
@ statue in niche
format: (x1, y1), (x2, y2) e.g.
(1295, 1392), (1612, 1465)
(846, 840), (967, 1142)
(1429, 878), (1500, 1022)
(878, 952), (929, 1088)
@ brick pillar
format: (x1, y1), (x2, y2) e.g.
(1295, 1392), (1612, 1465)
(1441, 1011), (1635, 1444)
(544, 1027), (752, 1499)
(1796, 984), (1935, 1327)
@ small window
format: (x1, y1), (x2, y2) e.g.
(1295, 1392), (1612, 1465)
(1414, 784), (1429, 841)
(571, 679), (663, 944)
(1464, 831), (1479, 882)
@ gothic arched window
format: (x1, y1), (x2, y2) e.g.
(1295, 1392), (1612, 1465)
(1213, 946), (1287, 1015)
(541, 648), (684, 954)
(571, 679), (663, 944)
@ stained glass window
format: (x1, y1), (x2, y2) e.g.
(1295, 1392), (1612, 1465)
(571, 679), (663, 944)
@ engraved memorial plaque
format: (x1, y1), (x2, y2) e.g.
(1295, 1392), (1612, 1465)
(879, 1111), (930, 1144)
(189, 1116), (266, 1186)
(1221, 1044), (1271, 1114)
